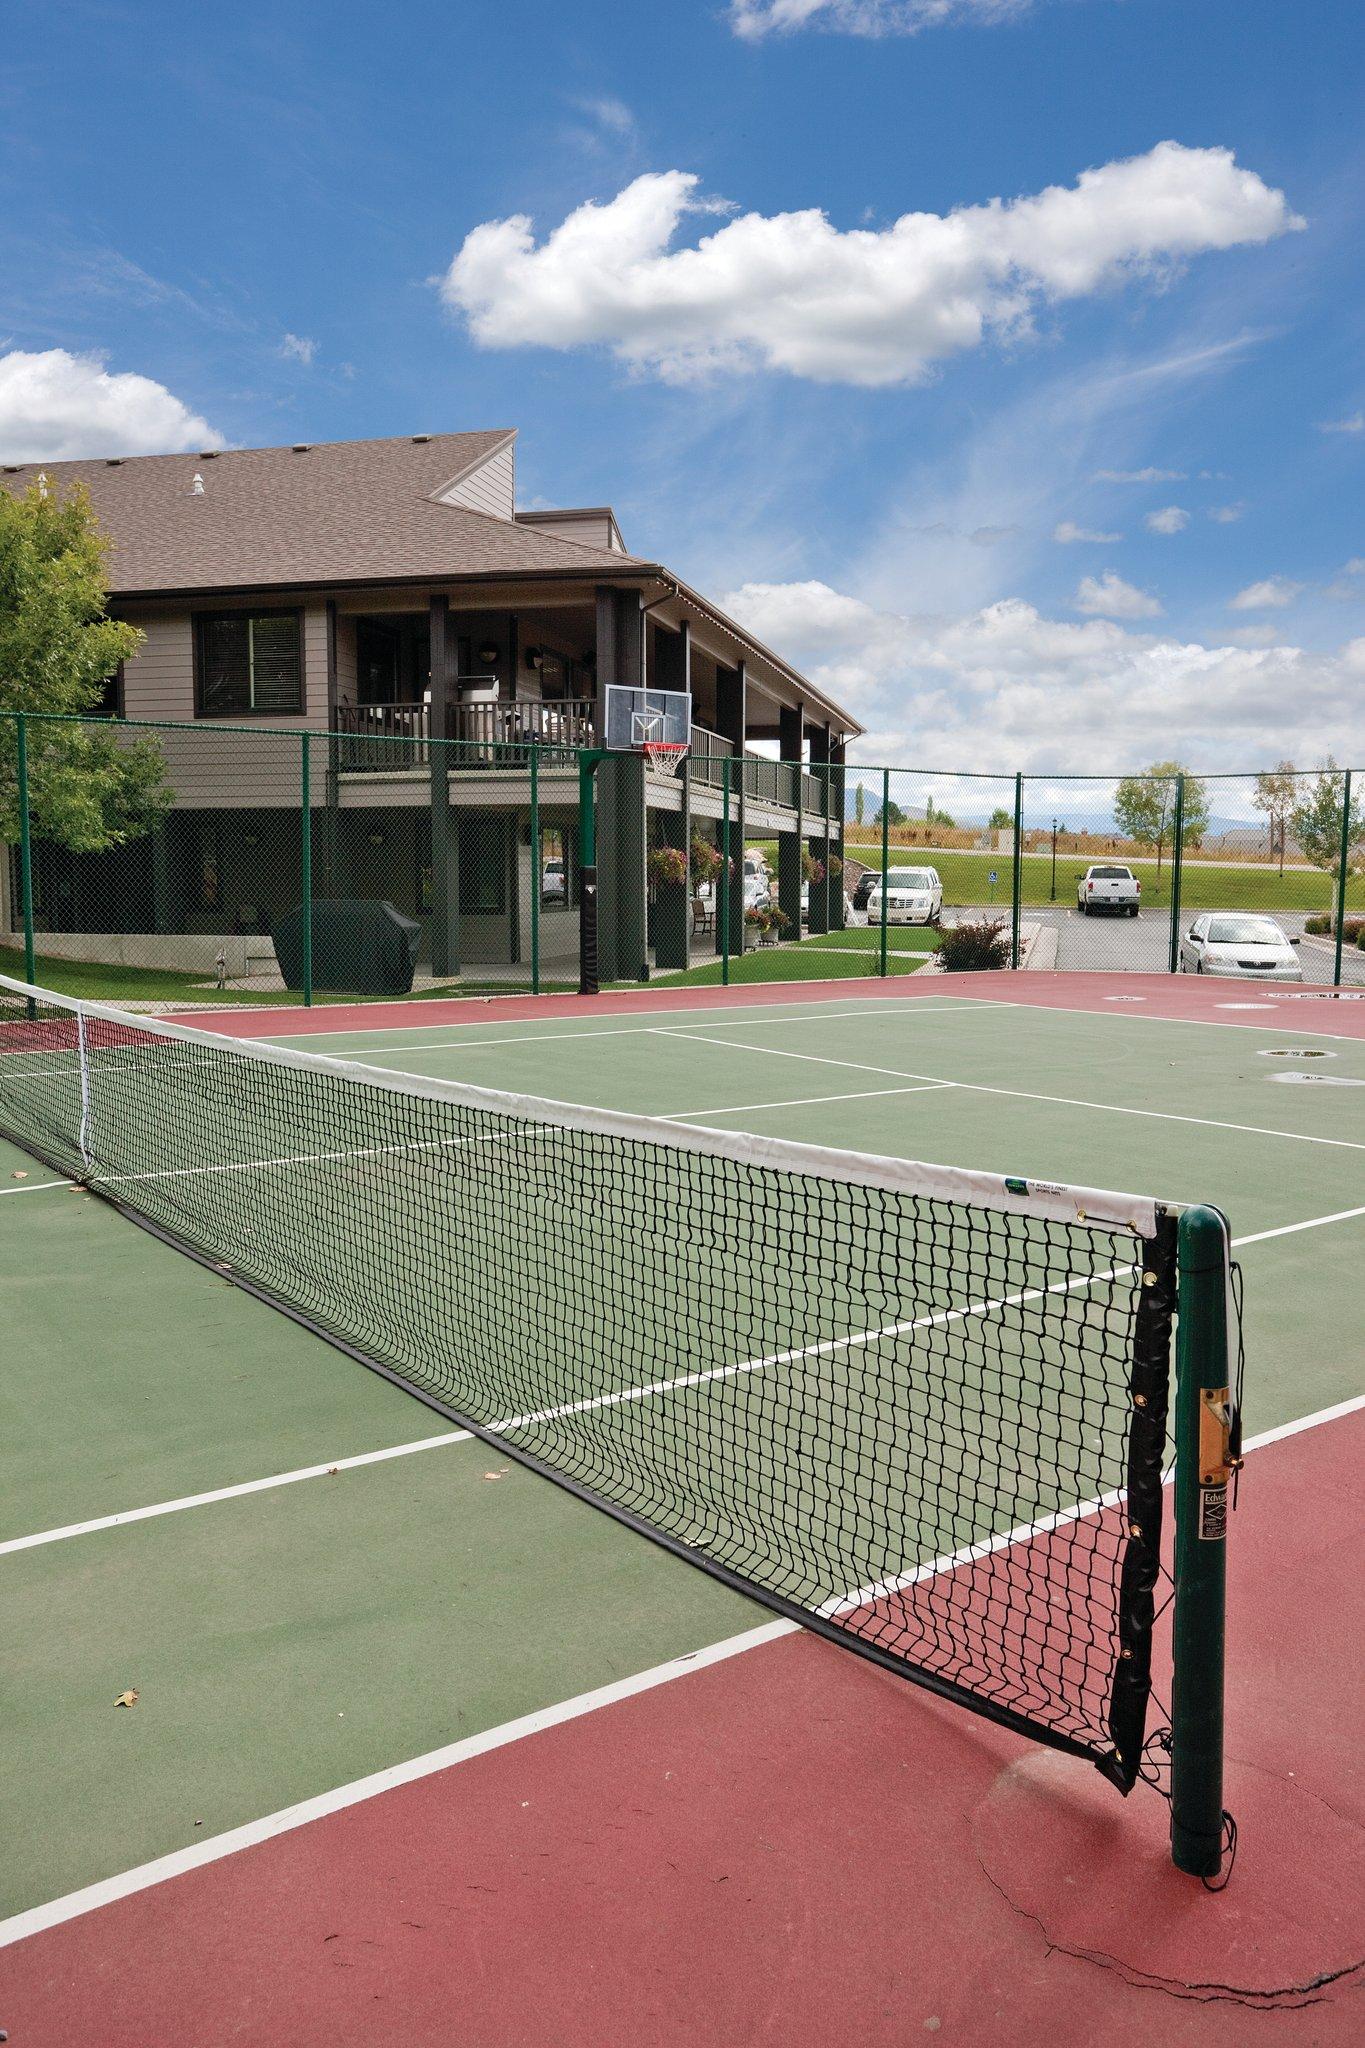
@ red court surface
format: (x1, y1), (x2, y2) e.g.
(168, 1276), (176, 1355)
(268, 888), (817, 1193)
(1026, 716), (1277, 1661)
(171, 970), (1365, 1041)
(6, 1410), (1361, 2048)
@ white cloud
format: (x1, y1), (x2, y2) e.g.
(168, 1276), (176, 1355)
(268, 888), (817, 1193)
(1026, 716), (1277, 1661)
(1144, 504), (1189, 534)
(442, 142), (1303, 387)
(0, 347), (223, 461)
(576, 94), (636, 135)
(1229, 576), (1303, 610)
(1053, 520), (1121, 543)
(729, 1), (1031, 38)
(1317, 412), (1364, 435)
(1227, 623), (1281, 647)
(1073, 570), (1163, 618)
(1092, 465), (1186, 483)
(1324, 558), (1365, 601)
(719, 578), (1365, 771)
(279, 332), (317, 365)
(1207, 503), (1243, 522)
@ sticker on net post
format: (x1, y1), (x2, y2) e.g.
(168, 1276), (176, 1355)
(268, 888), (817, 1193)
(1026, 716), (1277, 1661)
(1198, 1485), (1228, 1542)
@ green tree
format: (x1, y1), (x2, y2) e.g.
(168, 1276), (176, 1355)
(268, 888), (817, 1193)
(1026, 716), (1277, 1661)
(1288, 760), (1365, 880)
(874, 798), (905, 827)
(1112, 761), (1209, 883)
(925, 798), (956, 829)
(0, 479), (169, 850)
(854, 781), (865, 827)
(988, 806), (1013, 830)
(1252, 760), (1298, 875)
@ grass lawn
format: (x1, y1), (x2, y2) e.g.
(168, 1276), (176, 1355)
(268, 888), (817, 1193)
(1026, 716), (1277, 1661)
(651, 928), (932, 987)
(837, 843), (1360, 915)
(0, 949), (580, 1009)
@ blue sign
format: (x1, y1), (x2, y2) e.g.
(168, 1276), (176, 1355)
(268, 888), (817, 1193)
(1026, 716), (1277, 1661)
(988, 870), (998, 885)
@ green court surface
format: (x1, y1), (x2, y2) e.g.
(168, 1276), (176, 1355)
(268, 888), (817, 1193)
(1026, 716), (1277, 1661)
(2, 987), (1362, 1926)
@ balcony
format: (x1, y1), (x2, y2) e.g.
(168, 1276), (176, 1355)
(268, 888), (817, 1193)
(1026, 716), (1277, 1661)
(331, 701), (828, 816)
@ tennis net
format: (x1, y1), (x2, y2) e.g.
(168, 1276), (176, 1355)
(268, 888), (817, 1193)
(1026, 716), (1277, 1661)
(0, 973), (1197, 1799)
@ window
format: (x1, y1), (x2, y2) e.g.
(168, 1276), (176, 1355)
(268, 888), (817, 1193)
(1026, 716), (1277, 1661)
(195, 611), (302, 716)
(93, 664), (124, 718)
(458, 816), (507, 915)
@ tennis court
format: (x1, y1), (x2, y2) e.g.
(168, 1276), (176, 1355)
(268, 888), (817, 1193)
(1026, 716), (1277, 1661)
(2, 971), (1362, 2044)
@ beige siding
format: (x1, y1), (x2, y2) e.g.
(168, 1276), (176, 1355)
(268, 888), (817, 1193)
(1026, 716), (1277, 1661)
(518, 510), (620, 552)
(440, 438), (514, 520)
(120, 611), (195, 721)
(335, 611), (358, 710)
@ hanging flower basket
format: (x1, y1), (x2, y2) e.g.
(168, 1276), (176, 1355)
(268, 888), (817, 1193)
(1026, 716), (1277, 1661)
(648, 844), (688, 890)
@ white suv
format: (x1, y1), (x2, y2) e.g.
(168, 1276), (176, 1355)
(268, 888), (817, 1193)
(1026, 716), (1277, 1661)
(866, 867), (943, 926)
(1077, 864), (1140, 917)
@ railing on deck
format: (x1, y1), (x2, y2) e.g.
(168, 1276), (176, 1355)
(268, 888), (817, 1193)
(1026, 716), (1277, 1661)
(335, 699), (597, 771)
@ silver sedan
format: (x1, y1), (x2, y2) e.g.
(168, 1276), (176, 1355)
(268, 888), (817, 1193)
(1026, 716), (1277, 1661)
(1178, 913), (1303, 980)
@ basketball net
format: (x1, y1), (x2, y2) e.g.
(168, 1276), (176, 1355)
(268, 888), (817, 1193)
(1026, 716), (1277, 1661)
(641, 741), (689, 774)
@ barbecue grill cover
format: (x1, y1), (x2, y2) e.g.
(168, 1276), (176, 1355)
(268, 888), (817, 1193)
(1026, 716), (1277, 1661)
(273, 898), (421, 996)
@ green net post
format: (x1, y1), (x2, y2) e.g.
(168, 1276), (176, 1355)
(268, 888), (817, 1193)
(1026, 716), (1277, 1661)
(529, 746), (541, 997)
(1333, 767), (1353, 988)
(300, 732), (314, 1008)
(1010, 772), (1023, 968)
(879, 767), (890, 978)
(1167, 774), (1186, 975)
(1171, 1203), (1233, 1879)
(578, 750), (603, 996)
(15, 712), (37, 996)
(720, 753), (732, 985)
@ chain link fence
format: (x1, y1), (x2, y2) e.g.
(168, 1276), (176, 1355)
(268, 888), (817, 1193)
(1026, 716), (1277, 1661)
(3, 711), (1361, 1005)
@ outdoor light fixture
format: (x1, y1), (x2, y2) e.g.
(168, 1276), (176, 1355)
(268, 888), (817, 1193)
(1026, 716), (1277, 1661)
(477, 641), (500, 667)
(525, 646), (545, 670)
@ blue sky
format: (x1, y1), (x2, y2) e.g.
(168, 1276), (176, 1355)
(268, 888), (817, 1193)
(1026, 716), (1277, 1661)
(2, 0), (1362, 771)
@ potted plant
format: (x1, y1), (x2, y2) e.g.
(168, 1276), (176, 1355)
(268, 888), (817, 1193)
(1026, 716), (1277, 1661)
(766, 904), (791, 942)
(648, 845), (688, 891)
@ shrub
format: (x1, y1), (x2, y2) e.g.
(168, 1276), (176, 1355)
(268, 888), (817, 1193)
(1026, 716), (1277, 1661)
(1358, 927), (1365, 950)
(1304, 914), (1332, 935)
(648, 844), (688, 889)
(934, 917), (1011, 972)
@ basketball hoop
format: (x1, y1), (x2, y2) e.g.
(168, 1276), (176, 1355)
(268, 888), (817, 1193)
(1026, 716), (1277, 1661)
(642, 740), (689, 775)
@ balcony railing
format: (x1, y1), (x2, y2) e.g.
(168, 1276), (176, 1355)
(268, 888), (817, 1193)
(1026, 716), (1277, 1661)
(332, 702), (828, 815)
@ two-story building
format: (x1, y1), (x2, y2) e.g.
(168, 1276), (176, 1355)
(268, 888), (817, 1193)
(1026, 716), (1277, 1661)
(2, 431), (859, 984)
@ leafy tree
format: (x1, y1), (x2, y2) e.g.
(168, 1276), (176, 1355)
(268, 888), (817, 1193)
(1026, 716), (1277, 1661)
(1112, 761), (1209, 881)
(0, 479), (168, 850)
(1288, 760), (1365, 879)
(988, 806), (1013, 830)
(1252, 760), (1298, 875)
(874, 798), (906, 827)
(925, 798), (956, 829)
(854, 781), (865, 827)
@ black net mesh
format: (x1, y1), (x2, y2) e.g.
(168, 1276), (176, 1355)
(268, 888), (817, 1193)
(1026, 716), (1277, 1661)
(0, 975), (1176, 1787)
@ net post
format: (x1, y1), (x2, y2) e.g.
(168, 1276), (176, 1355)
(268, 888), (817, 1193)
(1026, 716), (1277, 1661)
(529, 746), (541, 997)
(1010, 772), (1023, 969)
(879, 768), (890, 977)
(16, 711), (37, 1002)
(1170, 1203), (1232, 1879)
(1167, 774), (1185, 975)
(578, 750), (602, 996)
(300, 731), (313, 1008)
(720, 753), (732, 985)
(1333, 768), (1353, 988)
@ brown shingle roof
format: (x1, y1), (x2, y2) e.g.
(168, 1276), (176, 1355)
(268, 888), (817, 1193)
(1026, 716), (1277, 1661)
(0, 431), (649, 595)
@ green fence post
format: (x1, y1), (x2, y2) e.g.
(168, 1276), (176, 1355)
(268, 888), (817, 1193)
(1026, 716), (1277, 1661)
(879, 767), (890, 978)
(578, 750), (602, 996)
(1010, 772), (1023, 969)
(529, 747), (541, 997)
(300, 732), (313, 1008)
(16, 712), (37, 996)
(1168, 774), (1186, 975)
(720, 754), (732, 986)
(1170, 1204), (1233, 1879)
(1333, 768), (1353, 988)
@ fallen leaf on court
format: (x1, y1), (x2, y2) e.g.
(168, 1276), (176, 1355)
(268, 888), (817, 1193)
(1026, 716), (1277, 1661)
(113, 1690), (139, 1708)
(482, 1469), (510, 1481)
(9, 1170), (28, 1181)
(327, 1465), (339, 1475)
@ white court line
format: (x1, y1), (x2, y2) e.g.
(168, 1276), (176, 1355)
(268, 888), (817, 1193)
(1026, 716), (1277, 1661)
(3, 1391), (1359, 1953)
(654, 1028), (1365, 1153)
(659, 1083), (953, 1122)
(6, 1192), (1363, 1560)
(2, 1252), (1125, 1559)
(270, 993), (983, 1045)
(0, 1177), (73, 1196)
(324, 1002), (992, 1063)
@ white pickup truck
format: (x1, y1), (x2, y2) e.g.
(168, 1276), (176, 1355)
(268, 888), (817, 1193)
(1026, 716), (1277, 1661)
(1077, 863), (1141, 917)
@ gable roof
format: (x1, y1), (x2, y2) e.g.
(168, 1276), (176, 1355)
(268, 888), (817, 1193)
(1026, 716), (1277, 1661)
(0, 431), (650, 596)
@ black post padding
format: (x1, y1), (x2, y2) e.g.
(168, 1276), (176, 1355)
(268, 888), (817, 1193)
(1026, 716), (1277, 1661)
(579, 866), (599, 996)
(1106, 1211), (1179, 1789)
